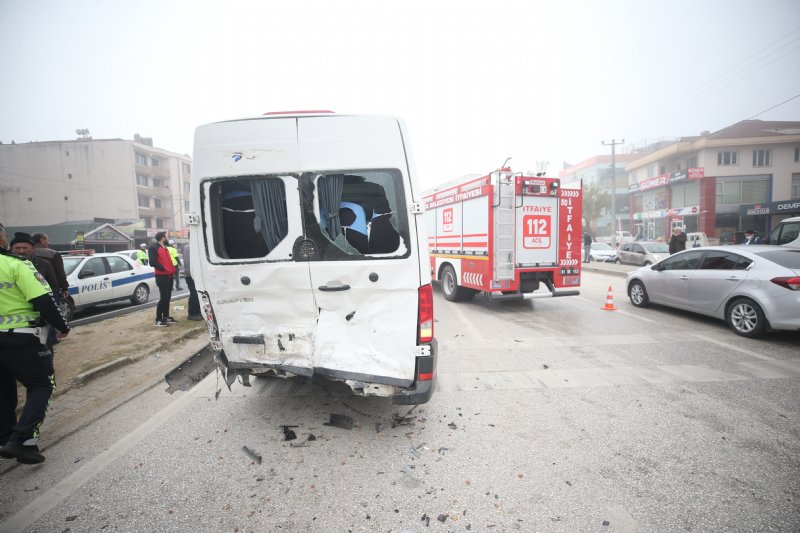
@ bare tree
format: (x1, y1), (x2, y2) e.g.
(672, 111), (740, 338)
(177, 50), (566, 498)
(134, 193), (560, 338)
(582, 183), (610, 234)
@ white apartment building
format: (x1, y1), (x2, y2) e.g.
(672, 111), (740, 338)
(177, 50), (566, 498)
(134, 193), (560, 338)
(624, 120), (800, 242)
(0, 137), (191, 234)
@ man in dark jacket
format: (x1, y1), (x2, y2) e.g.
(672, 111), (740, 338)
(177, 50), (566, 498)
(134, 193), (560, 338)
(148, 232), (177, 327)
(583, 232), (593, 263)
(31, 233), (69, 300)
(669, 227), (687, 255)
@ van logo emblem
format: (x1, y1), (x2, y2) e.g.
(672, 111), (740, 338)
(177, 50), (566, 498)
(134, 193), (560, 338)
(232, 153), (243, 163)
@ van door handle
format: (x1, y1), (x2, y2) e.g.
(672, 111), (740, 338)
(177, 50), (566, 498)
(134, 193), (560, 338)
(319, 282), (351, 292)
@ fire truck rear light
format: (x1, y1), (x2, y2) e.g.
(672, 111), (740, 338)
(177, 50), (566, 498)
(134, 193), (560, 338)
(419, 372), (434, 381)
(418, 284), (434, 343)
(771, 276), (800, 290)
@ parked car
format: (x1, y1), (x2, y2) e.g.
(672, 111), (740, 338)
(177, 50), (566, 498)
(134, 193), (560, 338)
(626, 245), (800, 338)
(686, 232), (709, 248)
(767, 216), (800, 248)
(60, 251), (156, 320)
(586, 242), (618, 262)
(617, 241), (670, 266)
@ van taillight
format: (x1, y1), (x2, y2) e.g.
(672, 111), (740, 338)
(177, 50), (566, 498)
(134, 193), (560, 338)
(418, 284), (434, 343)
(771, 277), (800, 290)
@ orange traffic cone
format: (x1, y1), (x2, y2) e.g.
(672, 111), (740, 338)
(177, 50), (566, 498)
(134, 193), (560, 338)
(601, 286), (617, 311)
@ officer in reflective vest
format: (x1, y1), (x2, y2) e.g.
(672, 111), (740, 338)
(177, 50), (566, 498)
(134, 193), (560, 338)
(167, 239), (182, 290)
(0, 222), (70, 464)
(136, 243), (149, 265)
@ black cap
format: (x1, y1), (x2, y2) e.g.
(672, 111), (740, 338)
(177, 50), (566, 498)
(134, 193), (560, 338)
(9, 232), (35, 247)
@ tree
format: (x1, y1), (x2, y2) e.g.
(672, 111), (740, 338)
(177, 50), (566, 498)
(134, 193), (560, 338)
(582, 183), (610, 233)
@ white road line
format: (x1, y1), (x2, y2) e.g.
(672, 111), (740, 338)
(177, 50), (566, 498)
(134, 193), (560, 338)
(2, 376), (216, 532)
(688, 332), (776, 361)
(445, 301), (487, 342)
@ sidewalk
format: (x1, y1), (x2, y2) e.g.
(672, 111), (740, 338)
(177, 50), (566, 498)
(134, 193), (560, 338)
(581, 260), (637, 278)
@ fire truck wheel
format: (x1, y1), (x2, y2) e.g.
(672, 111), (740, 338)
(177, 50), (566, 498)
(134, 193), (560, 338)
(441, 265), (475, 302)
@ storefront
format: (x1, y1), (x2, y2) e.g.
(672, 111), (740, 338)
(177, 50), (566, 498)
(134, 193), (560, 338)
(629, 168), (708, 240)
(739, 198), (800, 235)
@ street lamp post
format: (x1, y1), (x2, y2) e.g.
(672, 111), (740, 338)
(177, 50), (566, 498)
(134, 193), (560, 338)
(601, 138), (624, 247)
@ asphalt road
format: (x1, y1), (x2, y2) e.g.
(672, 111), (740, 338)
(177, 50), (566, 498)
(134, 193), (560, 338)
(2, 270), (798, 532)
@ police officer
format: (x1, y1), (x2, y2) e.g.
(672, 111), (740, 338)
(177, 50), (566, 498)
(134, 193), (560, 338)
(167, 239), (182, 290)
(0, 222), (70, 464)
(136, 243), (149, 265)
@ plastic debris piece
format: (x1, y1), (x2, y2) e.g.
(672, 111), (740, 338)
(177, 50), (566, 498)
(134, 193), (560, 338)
(325, 413), (354, 430)
(65, 515), (79, 522)
(375, 422), (384, 433)
(438, 447), (449, 455)
(447, 422), (457, 430)
(603, 520), (610, 526)
(438, 514), (448, 523)
(308, 434), (317, 441)
(282, 425), (298, 441)
(23, 486), (39, 493)
(543, 364), (549, 369)
(242, 446), (262, 464)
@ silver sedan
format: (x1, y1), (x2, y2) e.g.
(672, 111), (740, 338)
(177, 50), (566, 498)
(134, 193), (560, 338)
(626, 245), (800, 338)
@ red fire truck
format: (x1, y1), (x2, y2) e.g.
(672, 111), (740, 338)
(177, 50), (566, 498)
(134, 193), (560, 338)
(423, 167), (582, 301)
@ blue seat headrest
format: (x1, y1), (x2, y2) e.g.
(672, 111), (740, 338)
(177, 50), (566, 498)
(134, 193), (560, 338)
(339, 202), (368, 236)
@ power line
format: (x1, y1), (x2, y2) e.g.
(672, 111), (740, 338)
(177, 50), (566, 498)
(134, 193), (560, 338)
(743, 93), (800, 121)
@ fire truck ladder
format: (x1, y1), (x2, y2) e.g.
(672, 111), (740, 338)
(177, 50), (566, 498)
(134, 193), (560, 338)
(492, 174), (516, 281)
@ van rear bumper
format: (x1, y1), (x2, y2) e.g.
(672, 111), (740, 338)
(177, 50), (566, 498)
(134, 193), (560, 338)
(216, 339), (437, 404)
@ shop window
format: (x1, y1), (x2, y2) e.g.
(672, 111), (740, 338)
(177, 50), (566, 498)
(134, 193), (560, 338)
(791, 174), (800, 199)
(208, 177), (288, 259)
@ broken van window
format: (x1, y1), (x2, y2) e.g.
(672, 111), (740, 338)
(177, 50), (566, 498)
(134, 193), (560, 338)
(316, 171), (405, 257)
(208, 177), (288, 259)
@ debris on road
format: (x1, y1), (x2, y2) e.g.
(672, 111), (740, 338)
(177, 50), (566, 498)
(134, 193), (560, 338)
(282, 425), (298, 441)
(447, 422), (457, 430)
(242, 445), (262, 464)
(324, 413), (354, 430)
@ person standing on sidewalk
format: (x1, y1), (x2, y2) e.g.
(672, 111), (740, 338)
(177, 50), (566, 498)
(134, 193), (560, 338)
(148, 232), (177, 327)
(182, 240), (202, 321)
(167, 240), (182, 290)
(0, 222), (70, 464)
(583, 231), (593, 263)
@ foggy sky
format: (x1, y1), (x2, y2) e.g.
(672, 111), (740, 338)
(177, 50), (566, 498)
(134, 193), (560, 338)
(1, 0), (799, 190)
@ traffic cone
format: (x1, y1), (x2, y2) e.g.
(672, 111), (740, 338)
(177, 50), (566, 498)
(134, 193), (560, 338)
(601, 286), (617, 311)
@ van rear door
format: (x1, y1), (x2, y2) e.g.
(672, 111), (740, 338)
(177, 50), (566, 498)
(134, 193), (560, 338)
(298, 116), (422, 386)
(195, 118), (320, 375)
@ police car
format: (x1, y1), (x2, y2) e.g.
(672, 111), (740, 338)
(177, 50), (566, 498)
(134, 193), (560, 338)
(60, 251), (156, 320)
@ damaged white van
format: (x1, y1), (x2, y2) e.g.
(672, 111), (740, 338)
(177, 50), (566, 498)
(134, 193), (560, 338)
(186, 112), (436, 404)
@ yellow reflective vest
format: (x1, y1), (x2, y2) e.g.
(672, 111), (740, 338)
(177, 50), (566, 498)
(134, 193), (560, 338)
(0, 253), (50, 330)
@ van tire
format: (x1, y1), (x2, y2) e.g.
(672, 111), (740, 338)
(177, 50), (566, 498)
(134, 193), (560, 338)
(441, 265), (475, 302)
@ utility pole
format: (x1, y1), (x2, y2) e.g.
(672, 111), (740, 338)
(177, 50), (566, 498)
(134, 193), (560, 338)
(601, 138), (625, 247)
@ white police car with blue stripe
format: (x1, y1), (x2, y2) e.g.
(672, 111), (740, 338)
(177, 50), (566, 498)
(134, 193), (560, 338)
(60, 251), (156, 320)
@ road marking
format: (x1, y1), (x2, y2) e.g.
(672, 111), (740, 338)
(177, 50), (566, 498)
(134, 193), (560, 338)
(446, 301), (487, 342)
(2, 375), (216, 532)
(688, 332), (776, 361)
(435, 360), (800, 392)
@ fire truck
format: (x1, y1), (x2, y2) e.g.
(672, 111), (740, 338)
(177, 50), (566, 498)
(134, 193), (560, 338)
(423, 167), (582, 301)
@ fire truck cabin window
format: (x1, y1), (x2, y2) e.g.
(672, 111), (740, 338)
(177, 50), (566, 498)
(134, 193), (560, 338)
(316, 171), (405, 257)
(209, 177), (288, 259)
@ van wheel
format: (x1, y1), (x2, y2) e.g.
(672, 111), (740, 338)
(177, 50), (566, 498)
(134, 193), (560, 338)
(441, 265), (475, 302)
(628, 280), (649, 308)
(130, 283), (150, 305)
(726, 298), (766, 338)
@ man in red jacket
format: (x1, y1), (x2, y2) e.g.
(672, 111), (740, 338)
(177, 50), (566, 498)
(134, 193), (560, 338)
(147, 232), (177, 327)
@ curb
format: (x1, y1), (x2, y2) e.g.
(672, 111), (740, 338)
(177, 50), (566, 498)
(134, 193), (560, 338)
(73, 357), (132, 386)
(582, 265), (632, 279)
(67, 325), (206, 390)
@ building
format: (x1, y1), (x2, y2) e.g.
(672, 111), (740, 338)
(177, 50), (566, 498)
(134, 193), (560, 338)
(0, 136), (192, 238)
(624, 120), (800, 242)
(560, 153), (638, 237)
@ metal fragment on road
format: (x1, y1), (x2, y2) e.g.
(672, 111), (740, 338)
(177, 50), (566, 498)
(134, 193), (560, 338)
(242, 446), (262, 464)
(324, 413), (354, 430)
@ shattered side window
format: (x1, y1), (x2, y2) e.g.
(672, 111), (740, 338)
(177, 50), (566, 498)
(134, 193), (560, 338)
(208, 177), (288, 259)
(315, 170), (408, 258)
